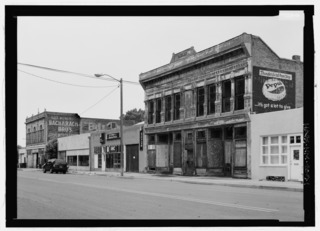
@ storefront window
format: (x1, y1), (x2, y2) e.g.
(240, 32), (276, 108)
(67, 156), (77, 166)
(210, 128), (222, 139)
(79, 156), (89, 166)
(261, 136), (288, 165)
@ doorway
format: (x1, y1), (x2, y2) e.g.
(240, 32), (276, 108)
(126, 144), (139, 172)
(289, 146), (303, 181)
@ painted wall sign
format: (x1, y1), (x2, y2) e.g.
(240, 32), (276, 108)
(252, 66), (295, 113)
(107, 133), (120, 140)
(47, 114), (80, 141)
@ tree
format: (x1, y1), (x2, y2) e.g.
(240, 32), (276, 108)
(45, 139), (58, 160)
(123, 108), (145, 124)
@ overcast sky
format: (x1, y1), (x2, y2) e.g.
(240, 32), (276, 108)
(17, 12), (304, 146)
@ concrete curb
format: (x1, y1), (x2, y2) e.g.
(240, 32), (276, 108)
(20, 168), (303, 192)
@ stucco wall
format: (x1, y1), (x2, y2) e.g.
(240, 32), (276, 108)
(250, 108), (303, 180)
(58, 133), (90, 151)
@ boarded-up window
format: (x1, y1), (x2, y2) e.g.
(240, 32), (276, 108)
(207, 139), (223, 168)
(147, 150), (156, 168)
(184, 90), (193, 118)
(235, 140), (247, 167)
(196, 143), (207, 167)
(173, 142), (182, 167)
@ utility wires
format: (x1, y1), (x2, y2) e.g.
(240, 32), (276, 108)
(80, 86), (119, 116)
(18, 69), (118, 88)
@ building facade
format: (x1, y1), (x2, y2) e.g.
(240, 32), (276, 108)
(58, 133), (90, 171)
(250, 108), (303, 181)
(90, 122), (147, 173)
(25, 110), (122, 168)
(139, 33), (303, 178)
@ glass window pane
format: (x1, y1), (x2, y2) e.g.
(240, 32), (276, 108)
(281, 155), (287, 164)
(296, 136), (301, 143)
(262, 146), (268, 154)
(282, 136), (287, 144)
(270, 155), (279, 164)
(281, 145), (287, 154)
(290, 136), (295, 144)
(262, 156), (268, 164)
(262, 137), (268, 145)
(271, 136), (279, 144)
(270, 146), (279, 154)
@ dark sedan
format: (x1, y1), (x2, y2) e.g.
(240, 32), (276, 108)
(43, 159), (69, 174)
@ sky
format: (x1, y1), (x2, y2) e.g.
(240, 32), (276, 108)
(17, 12), (305, 146)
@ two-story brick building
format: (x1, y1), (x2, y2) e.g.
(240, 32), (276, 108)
(25, 110), (124, 168)
(139, 33), (303, 179)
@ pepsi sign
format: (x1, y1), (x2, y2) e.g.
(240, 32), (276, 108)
(252, 66), (295, 113)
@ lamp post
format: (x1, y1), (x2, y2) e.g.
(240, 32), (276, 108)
(94, 73), (124, 177)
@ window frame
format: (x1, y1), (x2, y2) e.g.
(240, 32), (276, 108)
(222, 80), (231, 112)
(196, 87), (205, 117)
(260, 135), (288, 166)
(207, 84), (216, 115)
(173, 93), (180, 120)
(148, 100), (154, 124)
(234, 76), (245, 110)
(165, 95), (172, 122)
(155, 98), (162, 123)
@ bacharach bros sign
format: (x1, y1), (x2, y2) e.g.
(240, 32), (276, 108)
(252, 66), (295, 113)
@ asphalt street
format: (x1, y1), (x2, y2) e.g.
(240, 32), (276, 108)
(17, 171), (304, 221)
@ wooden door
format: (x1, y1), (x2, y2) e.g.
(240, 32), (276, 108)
(126, 144), (139, 172)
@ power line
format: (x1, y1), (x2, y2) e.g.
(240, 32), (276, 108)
(18, 69), (118, 88)
(18, 62), (140, 85)
(80, 86), (119, 115)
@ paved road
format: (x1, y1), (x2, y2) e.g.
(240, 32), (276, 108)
(17, 171), (304, 220)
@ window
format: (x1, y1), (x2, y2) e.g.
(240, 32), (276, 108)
(173, 93), (180, 120)
(235, 126), (246, 139)
(210, 128), (222, 139)
(175, 133), (181, 141)
(148, 100), (154, 124)
(79, 156), (89, 166)
(165, 95), (172, 122)
(235, 77), (245, 110)
(197, 130), (206, 140)
(261, 136), (288, 165)
(156, 98), (162, 123)
(290, 135), (302, 144)
(222, 80), (231, 112)
(207, 84), (216, 115)
(225, 127), (233, 139)
(67, 156), (77, 166)
(98, 154), (102, 168)
(197, 87), (205, 116)
(113, 153), (121, 168)
(148, 135), (155, 145)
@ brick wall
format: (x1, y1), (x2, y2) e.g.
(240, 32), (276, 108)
(252, 36), (303, 108)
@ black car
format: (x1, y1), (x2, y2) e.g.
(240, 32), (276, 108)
(43, 159), (69, 174)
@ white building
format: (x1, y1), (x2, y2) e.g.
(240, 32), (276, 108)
(250, 108), (303, 181)
(58, 133), (90, 171)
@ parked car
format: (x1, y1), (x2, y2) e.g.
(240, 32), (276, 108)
(43, 159), (69, 174)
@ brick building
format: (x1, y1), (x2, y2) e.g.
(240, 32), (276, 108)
(25, 110), (126, 168)
(139, 33), (303, 178)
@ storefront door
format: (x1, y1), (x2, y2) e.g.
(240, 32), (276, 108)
(185, 148), (195, 175)
(224, 141), (232, 176)
(289, 146), (303, 181)
(126, 144), (139, 172)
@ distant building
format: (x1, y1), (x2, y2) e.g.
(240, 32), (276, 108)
(139, 33), (303, 179)
(25, 110), (134, 168)
(18, 148), (26, 167)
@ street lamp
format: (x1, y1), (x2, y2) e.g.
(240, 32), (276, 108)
(94, 73), (124, 177)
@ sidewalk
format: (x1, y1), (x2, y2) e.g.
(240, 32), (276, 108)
(20, 168), (303, 192)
